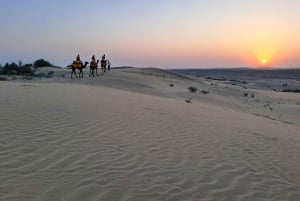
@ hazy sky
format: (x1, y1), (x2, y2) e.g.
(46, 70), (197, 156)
(1, 0), (300, 68)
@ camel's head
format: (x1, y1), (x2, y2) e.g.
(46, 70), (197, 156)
(83, 61), (89, 68)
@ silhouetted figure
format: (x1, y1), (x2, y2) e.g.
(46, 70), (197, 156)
(107, 60), (111, 71)
(71, 54), (89, 78)
(101, 54), (107, 74)
(89, 55), (99, 77)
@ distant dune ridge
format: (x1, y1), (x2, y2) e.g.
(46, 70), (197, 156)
(0, 67), (300, 201)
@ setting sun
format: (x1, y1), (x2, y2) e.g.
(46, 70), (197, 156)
(261, 59), (268, 64)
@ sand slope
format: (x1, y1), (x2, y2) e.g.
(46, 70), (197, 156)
(1, 68), (300, 201)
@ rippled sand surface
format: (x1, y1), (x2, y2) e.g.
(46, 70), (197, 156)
(1, 68), (300, 201)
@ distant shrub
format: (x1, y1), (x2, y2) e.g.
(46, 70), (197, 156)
(230, 79), (247, 84)
(33, 58), (53, 68)
(185, 97), (192, 103)
(22, 66), (34, 75)
(3, 62), (17, 74)
(282, 89), (300, 93)
(188, 86), (198, 93)
(201, 90), (209, 95)
(244, 93), (248, 97)
(23, 76), (33, 80)
(46, 71), (55, 78)
(251, 94), (255, 98)
(170, 84), (174, 87)
(35, 73), (46, 77)
(0, 76), (9, 81)
(24, 64), (33, 67)
(0, 61), (34, 75)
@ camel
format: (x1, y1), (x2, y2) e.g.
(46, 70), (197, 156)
(101, 59), (107, 75)
(71, 61), (89, 78)
(89, 59), (99, 77)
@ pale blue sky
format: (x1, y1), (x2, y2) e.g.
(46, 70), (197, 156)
(1, 0), (300, 68)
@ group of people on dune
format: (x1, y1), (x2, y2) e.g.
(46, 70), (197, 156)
(71, 54), (111, 78)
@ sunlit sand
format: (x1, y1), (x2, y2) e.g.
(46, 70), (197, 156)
(0, 67), (300, 201)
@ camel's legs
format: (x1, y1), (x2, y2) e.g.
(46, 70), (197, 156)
(71, 69), (77, 79)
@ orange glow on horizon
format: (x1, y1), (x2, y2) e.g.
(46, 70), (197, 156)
(109, 18), (300, 68)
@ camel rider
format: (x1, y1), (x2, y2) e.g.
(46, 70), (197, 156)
(75, 54), (82, 65)
(91, 55), (96, 63)
(102, 54), (106, 61)
(91, 55), (97, 68)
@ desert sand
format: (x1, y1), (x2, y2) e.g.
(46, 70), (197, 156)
(0, 67), (300, 201)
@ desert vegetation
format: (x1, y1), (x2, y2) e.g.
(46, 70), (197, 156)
(188, 86), (198, 93)
(201, 90), (209, 95)
(0, 58), (56, 78)
(33, 58), (54, 68)
(0, 61), (33, 75)
(282, 88), (300, 93)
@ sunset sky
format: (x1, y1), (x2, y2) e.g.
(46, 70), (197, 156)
(1, 0), (300, 68)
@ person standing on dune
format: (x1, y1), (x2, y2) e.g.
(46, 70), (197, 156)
(107, 60), (111, 71)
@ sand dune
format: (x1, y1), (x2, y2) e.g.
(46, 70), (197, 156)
(1, 68), (300, 201)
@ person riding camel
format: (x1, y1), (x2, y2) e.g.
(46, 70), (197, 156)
(91, 55), (96, 64)
(71, 54), (88, 78)
(100, 54), (107, 73)
(90, 55), (98, 68)
(75, 54), (82, 65)
(89, 55), (99, 77)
